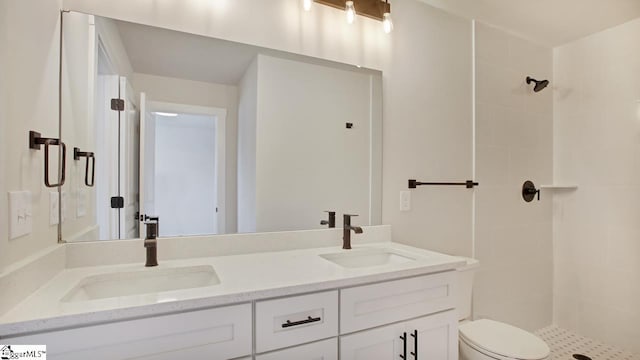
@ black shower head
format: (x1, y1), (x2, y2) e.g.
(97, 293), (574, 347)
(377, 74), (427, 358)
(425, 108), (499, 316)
(526, 76), (549, 92)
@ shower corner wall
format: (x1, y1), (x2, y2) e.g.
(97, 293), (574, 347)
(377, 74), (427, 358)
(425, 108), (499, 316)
(473, 21), (554, 332)
(552, 16), (640, 355)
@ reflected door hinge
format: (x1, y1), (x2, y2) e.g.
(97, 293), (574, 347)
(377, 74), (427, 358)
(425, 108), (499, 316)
(111, 98), (125, 111)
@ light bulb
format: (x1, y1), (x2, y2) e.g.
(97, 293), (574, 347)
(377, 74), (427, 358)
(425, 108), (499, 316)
(345, 1), (356, 24)
(382, 12), (393, 34)
(303, 0), (312, 11)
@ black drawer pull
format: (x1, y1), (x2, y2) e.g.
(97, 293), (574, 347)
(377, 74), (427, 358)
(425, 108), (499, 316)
(400, 332), (407, 359)
(411, 330), (418, 358)
(281, 316), (321, 328)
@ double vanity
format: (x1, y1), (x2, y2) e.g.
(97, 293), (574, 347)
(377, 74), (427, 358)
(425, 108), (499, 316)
(0, 226), (466, 360)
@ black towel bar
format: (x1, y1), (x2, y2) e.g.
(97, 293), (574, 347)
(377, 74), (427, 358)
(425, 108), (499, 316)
(408, 179), (478, 189)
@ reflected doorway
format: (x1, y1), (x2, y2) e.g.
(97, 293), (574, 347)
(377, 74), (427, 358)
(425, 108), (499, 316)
(140, 98), (227, 237)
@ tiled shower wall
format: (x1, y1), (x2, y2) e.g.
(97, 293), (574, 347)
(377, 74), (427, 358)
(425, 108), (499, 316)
(473, 22), (554, 331)
(553, 17), (640, 354)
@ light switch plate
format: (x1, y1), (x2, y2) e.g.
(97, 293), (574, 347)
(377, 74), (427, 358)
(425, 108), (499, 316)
(9, 191), (32, 239)
(400, 191), (411, 212)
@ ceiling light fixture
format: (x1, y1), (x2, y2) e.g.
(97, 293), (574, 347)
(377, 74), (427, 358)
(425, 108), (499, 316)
(345, 1), (356, 24)
(309, 0), (392, 28)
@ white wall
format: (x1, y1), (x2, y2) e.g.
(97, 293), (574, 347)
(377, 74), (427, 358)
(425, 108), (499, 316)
(94, 17), (134, 80)
(0, 0), (63, 272)
(381, 1), (473, 256)
(132, 73), (237, 109)
(133, 73), (239, 232)
(154, 114), (217, 236)
(237, 58), (258, 233)
(553, 18), (640, 353)
(473, 22), (554, 331)
(253, 54), (372, 232)
(62, 0), (475, 256)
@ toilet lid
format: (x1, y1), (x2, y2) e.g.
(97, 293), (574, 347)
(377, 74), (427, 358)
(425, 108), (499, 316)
(459, 320), (550, 360)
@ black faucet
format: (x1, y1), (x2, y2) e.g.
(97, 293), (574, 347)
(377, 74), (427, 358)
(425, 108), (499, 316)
(343, 214), (363, 250)
(144, 220), (159, 267)
(321, 211), (336, 228)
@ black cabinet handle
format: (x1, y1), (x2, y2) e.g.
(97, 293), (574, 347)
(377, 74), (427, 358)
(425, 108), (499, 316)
(281, 316), (321, 328)
(410, 330), (418, 359)
(399, 332), (407, 359)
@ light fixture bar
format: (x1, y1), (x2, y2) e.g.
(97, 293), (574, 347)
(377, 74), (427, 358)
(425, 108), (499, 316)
(314, 0), (390, 21)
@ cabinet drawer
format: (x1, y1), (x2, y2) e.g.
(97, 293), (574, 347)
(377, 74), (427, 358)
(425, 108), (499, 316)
(256, 290), (338, 353)
(340, 272), (456, 334)
(8, 303), (252, 360)
(340, 310), (458, 360)
(256, 338), (338, 360)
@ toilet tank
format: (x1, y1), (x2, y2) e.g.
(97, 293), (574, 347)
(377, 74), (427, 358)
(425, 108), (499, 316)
(455, 257), (480, 321)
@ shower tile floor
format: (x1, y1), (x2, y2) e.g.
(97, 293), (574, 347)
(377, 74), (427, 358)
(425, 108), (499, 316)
(535, 326), (637, 360)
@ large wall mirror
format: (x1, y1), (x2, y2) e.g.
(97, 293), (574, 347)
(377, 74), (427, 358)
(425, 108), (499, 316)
(60, 11), (382, 242)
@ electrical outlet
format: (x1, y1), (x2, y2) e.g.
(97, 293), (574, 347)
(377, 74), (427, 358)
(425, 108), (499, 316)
(400, 191), (411, 211)
(9, 191), (32, 239)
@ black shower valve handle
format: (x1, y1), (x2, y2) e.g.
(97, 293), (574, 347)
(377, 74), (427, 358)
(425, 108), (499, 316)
(522, 180), (541, 202)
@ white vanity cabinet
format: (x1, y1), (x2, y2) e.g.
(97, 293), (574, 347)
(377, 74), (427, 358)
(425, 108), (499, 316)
(340, 310), (458, 360)
(4, 271), (458, 360)
(251, 272), (457, 359)
(7, 304), (252, 360)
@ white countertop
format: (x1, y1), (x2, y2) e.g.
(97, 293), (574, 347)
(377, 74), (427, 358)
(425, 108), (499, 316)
(0, 241), (465, 337)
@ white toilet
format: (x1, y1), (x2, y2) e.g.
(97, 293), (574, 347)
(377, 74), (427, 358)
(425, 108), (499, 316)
(456, 259), (550, 360)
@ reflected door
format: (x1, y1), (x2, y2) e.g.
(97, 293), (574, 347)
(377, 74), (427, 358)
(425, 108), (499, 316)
(119, 77), (140, 239)
(139, 98), (219, 237)
(95, 73), (120, 240)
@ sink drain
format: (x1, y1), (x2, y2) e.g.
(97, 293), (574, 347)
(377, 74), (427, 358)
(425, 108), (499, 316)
(573, 355), (592, 360)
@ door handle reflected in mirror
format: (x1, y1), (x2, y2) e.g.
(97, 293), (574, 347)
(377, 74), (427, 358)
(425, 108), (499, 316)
(73, 147), (95, 187)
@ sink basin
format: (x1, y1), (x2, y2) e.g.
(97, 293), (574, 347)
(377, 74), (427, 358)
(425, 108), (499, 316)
(62, 265), (220, 302)
(319, 248), (415, 268)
